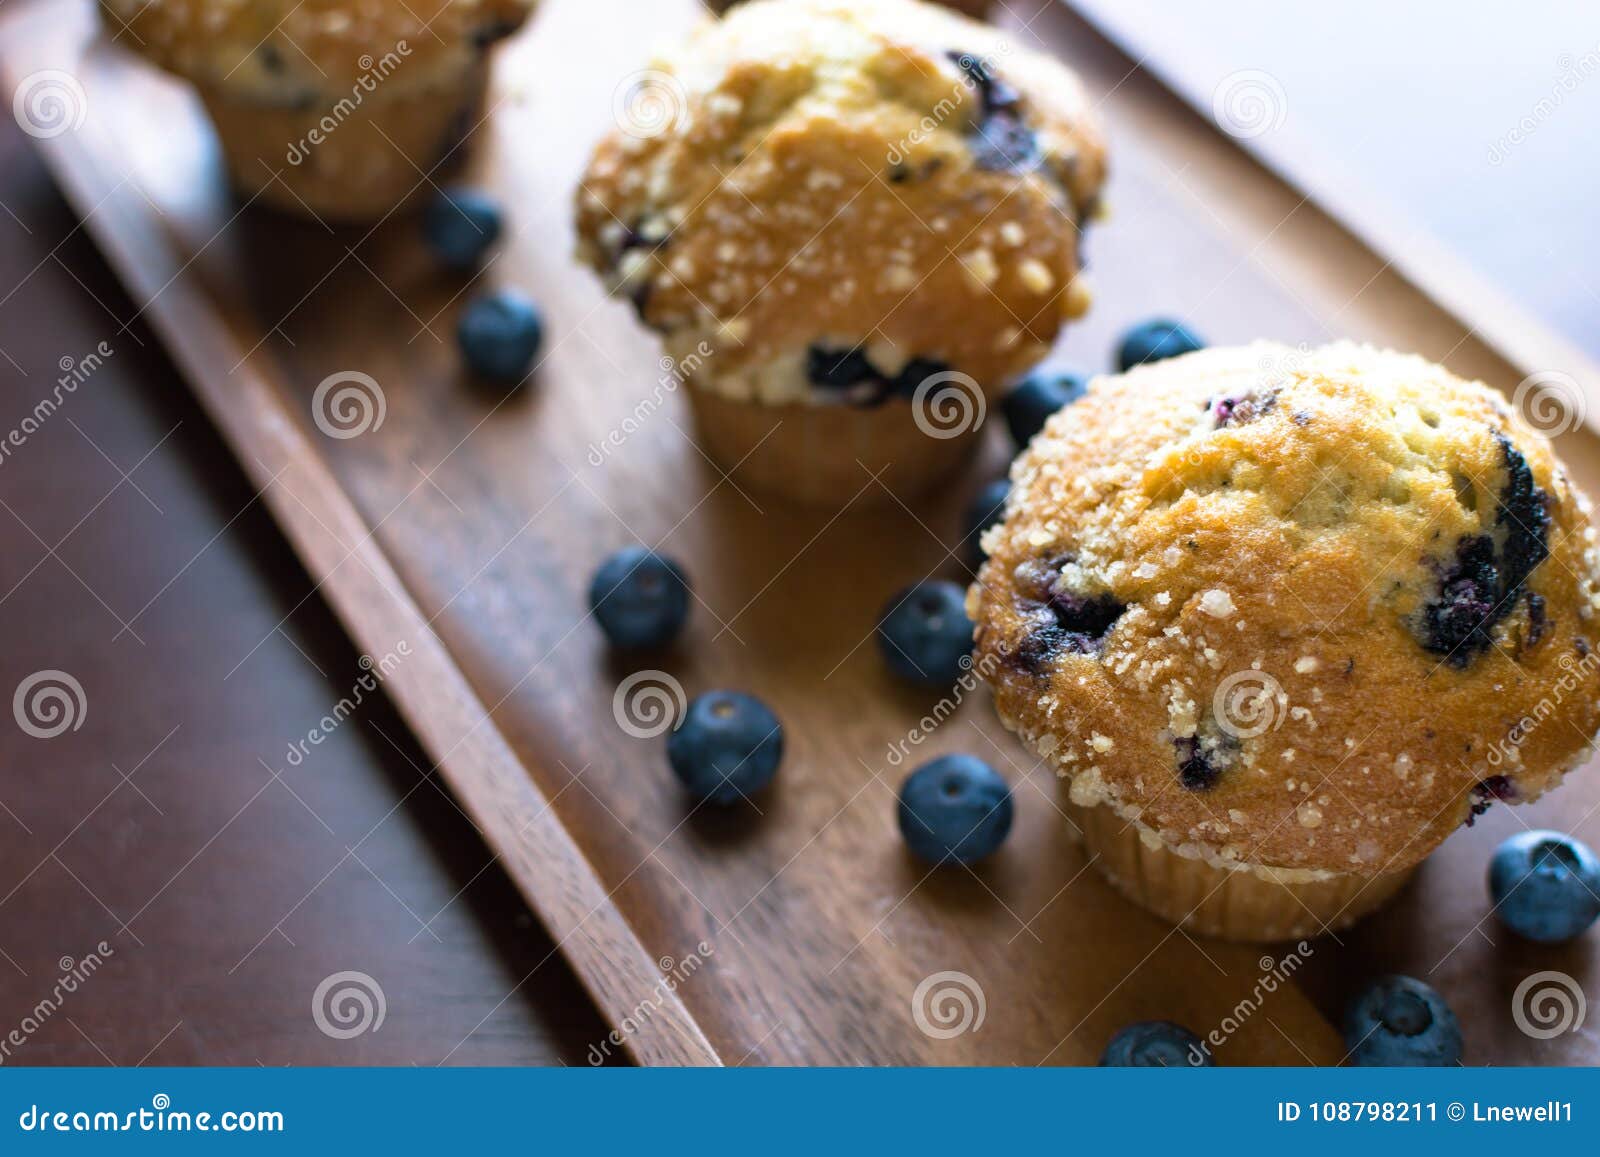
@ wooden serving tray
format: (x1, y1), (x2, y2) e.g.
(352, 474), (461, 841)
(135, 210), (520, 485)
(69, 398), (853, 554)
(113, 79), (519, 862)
(5, 0), (1596, 1065)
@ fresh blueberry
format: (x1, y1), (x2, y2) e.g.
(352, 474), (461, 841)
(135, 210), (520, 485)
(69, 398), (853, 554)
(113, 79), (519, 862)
(666, 691), (783, 805)
(961, 478), (1010, 564)
(1489, 830), (1600, 944)
(458, 289), (543, 383)
(423, 186), (503, 269)
(1099, 1021), (1212, 1067)
(876, 581), (975, 686)
(1002, 370), (1085, 447)
(589, 546), (690, 650)
(1342, 975), (1462, 1066)
(1116, 318), (1205, 371)
(896, 754), (1013, 864)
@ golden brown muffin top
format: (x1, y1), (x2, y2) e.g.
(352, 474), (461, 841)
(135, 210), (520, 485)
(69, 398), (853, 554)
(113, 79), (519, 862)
(101, 0), (534, 93)
(574, 0), (1106, 403)
(970, 343), (1600, 875)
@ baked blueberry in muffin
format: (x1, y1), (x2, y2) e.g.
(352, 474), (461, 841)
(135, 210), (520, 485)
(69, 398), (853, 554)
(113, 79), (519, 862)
(575, 0), (1105, 505)
(968, 343), (1600, 940)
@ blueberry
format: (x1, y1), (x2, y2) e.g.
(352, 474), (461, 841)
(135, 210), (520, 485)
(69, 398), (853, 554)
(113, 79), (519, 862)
(589, 546), (690, 650)
(610, 219), (670, 316)
(1009, 555), (1125, 673)
(1422, 534), (1501, 665)
(423, 187), (503, 269)
(1467, 774), (1516, 824)
(948, 51), (1042, 174)
(458, 290), (543, 383)
(1175, 736), (1222, 791)
(961, 478), (1010, 564)
(1494, 432), (1552, 590)
(666, 692), (783, 805)
(876, 581), (975, 686)
(1002, 370), (1085, 447)
(968, 111), (1041, 174)
(1342, 975), (1462, 1066)
(1489, 830), (1600, 944)
(1416, 433), (1551, 667)
(1099, 1021), (1212, 1067)
(889, 356), (951, 399)
(1525, 592), (1549, 649)
(1116, 318), (1205, 371)
(896, 754), (1013, 864)
(1211, 389), (1277, 428)
(805, 344), (876, 389)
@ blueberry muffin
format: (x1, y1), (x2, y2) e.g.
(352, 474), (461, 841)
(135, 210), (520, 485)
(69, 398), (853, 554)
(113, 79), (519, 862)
(969, 343), (1600, 940)
(100, 0), (535, 220)
(575, 0), (1104, 505)
(705, 0), (992, 16)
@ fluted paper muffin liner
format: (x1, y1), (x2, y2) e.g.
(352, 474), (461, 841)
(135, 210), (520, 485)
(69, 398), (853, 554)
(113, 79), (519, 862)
(1066, 798), (1414, 942)
(195, 64), (488, 221)
(686, 383), (981, 508)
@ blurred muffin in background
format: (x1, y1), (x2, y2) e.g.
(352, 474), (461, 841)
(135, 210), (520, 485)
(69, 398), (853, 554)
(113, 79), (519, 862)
(101, 0), (536, 220)
(575, 0), (1104, 506)
(703, 0), (993, 15)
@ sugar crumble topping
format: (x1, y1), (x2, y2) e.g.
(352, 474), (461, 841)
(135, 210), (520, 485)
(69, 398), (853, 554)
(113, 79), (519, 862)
(971, 342), (1600, 875)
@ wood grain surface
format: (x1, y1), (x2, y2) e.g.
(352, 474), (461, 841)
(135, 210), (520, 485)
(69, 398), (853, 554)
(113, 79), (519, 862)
(5, 0), (1598, 1065)
(0, 122), (609, 1066)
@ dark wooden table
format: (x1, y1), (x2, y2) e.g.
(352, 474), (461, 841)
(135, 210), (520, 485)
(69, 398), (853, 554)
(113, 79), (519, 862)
(0, 120), (609, 1065)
